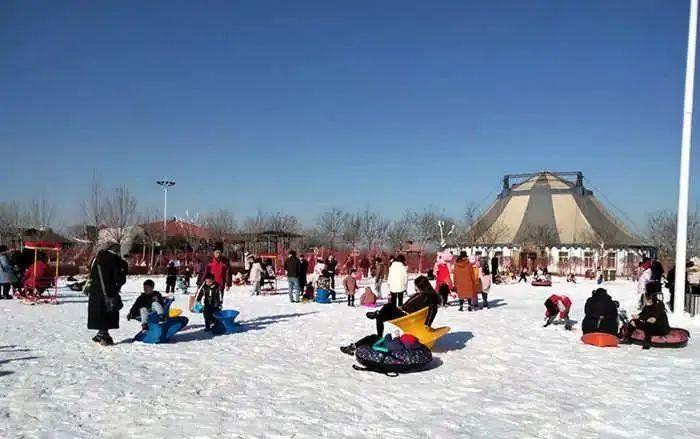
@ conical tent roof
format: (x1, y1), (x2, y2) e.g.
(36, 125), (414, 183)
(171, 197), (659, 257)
(467, 171), (647, 248)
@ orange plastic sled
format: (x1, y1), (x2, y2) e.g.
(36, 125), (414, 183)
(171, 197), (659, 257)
(388, 307), (450, 350)
(581, 332), (619, 348)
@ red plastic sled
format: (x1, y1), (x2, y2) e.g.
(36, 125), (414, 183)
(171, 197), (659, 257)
(531, 280), (552, 287)
(581, 332), (619, 348)
(629, 328), (690, 348)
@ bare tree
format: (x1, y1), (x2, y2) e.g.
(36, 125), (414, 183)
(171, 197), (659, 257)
(0, 201), (24, 245)
(386, 212), (412, 251)
(101, 186), (138, 251)
(241, 211), (266, 234)
(264, 211), (299, 234)
(517, 224), (559, 256)
(409, 209), (440, 252)
(317, 208), (347, 250)
(203, 209), (237, 242)
(358, 209), (389, 252)
(26, 197), (54, 230)
(82, 172), (104, 231)
(342, 212), (362, 253)
(645, 208), (700, 259)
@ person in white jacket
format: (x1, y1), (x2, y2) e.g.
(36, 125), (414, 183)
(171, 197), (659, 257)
(637, 257), (652, 309)
(248, 258), (264, 296)
(387, 254), (408, 307)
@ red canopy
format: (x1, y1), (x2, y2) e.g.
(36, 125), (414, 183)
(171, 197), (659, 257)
(24, 241), (63, 251)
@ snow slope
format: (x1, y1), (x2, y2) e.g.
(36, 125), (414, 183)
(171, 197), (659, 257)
(0, 276), (698, 439)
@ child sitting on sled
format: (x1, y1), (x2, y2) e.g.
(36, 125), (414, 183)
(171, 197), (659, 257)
(544, 294), (572, 330)
(197, 273), (223, 331)
(127, 279), (165, 331)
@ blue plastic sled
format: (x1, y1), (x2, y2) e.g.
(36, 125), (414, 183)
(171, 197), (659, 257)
(133, 299), (189, 344)
(134, 313), (189, 344)
(315, 289), (332, 304)
(213, 309), (240, 335)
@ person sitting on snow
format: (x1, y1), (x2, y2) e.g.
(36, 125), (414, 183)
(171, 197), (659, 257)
(544, 294), (572, 330)
(340, 276), (441, 355)
(581, 288), (619, 336)
(623, 282), (670, 349)
(127, 279), (165, 331)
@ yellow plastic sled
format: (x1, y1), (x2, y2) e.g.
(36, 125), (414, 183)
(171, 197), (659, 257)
(169, 307), (183, 318)
(388, 307), (450, 349)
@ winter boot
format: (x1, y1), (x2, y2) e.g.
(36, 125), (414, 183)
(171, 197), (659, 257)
(340, 344), (356, 356)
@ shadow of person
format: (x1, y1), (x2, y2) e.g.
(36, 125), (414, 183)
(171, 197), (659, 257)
(431, 331), (474, 353)
(485, 298), (507, 309)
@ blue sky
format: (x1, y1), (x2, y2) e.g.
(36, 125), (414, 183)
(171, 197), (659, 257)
(0, 0), (698, 231)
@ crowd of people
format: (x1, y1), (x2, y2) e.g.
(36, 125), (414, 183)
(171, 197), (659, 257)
(2, 237), (674, 352)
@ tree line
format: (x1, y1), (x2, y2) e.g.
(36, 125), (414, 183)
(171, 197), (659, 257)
(1, 175), (699, 259)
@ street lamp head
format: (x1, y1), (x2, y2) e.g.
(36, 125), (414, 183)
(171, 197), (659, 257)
(157, 180), (176, 187)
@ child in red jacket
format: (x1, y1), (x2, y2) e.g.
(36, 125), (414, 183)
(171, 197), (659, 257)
(544, 294), (572, 330)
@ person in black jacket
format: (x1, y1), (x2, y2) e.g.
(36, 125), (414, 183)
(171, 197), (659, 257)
(581, 288), (619, 335)
(196, 273), (223, 331)
(340, 276), (441, 354)
(127, 279), (165, 331)
(284, 250), (301, 303)
(87, 244), (128, 346)
(650, 258), (664, 282)
(626, 282), (671, 349)
(366, 275), (440, 336)
(326, 255), (338, 289)
(298, 255), (308, 290)
(165, 261), (177, 294)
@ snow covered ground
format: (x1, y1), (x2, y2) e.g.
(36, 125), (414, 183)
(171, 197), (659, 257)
(1, 276), (699, 439)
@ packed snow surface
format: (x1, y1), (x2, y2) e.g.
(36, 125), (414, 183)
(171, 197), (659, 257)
(1, 276), (699, 438)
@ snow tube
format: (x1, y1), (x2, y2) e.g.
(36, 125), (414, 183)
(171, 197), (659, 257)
(134, 313), (189, 344)
(629, 327), (690, 348)
(354, 340), (433, 375)
(581, 332), (619, 347)
(315, 289), (332, 304)
(532, 280), (552, 287)
(212, 309), (240, 335)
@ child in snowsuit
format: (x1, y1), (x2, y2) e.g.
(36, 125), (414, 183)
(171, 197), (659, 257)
(127, 279), (165, 331)
(197, 273), (223, 331)
(544, 294), (572, 330)
(343, 269), (358, 307)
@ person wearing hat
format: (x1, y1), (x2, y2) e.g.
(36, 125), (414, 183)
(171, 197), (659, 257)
(87, 243), (128, 346)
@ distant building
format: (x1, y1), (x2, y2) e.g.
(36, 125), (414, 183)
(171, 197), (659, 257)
(458, 171), (655, 277)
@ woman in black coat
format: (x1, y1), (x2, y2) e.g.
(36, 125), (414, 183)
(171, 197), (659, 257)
(626, 284), (671, 349)
(87, 244), (128, 345)
(581, 288), (619, 335)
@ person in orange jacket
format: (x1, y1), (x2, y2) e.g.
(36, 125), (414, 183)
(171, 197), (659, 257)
(453, 251), (478, 311)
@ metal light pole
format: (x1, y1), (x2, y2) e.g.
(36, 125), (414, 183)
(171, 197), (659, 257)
(674, 0), (698, 316)
(157, 180), (176, 245)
